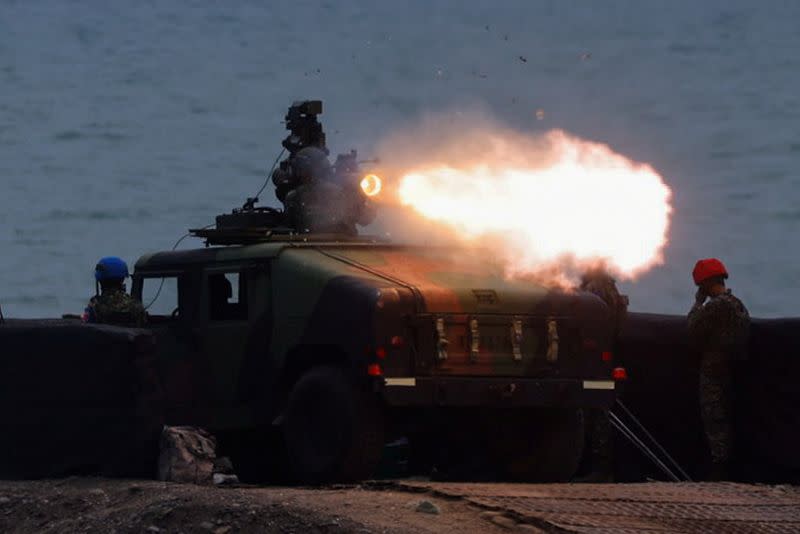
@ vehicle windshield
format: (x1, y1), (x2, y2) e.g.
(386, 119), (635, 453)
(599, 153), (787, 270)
(135, 275), (180, 322)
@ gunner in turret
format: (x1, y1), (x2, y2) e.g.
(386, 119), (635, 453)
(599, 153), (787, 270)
(271, 101), (376, 235)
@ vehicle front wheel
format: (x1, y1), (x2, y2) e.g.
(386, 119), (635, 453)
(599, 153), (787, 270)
(284, 365), (384, 484)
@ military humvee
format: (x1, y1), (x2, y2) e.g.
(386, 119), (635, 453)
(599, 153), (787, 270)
(121, 99), (621, 483)
(131, 231), (618, 483)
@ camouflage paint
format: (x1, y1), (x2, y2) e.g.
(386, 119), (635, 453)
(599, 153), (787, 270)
(133, 239), (614, 429)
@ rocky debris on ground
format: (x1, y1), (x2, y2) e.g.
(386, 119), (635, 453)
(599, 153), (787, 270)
(409, 499), (441, 515)
(213, 456), (235, 475)
(0, 479), (371, 533)
(157, 426), (218, 484)
(212, 473), (240, 486)
(2, 478), (516, 533)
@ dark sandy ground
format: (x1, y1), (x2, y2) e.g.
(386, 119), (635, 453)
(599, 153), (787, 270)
(0, 478), (519, 534)
(3, 478), (799, 533)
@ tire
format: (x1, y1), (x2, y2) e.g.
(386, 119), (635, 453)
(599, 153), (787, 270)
(489, 408), (585, 482)
(221, 426), (291, 484)
(284, 365), (384, 484)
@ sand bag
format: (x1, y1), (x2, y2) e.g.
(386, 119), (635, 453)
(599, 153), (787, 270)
(157, 426), (217, 484)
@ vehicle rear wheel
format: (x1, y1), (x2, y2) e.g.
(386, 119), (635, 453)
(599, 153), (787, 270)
(284, 365), (384, 483)
(489, 408), (585, 482)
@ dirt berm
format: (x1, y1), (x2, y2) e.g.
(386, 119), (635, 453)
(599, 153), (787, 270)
(0, 320), (163, 478)
(3, 314), (800, 483)
(616, 313), (800, 482)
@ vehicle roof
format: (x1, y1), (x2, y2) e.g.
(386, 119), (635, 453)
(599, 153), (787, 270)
(133, 236), (401, 272)
(133, 236), (610, 317)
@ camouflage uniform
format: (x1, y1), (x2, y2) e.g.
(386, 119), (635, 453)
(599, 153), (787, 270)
(581, 273), (629, 338)
(580, 271), (629, 478)
(84, 289), (147, 327)
(687, 289), (750, 466)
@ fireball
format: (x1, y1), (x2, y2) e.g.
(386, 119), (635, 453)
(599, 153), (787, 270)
(396, 130), (672, 279)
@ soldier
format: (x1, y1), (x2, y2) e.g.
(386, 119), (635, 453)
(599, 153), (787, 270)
(83, 256), (146, 327)
(280, 146), (376, 235)
(688, 258), (750, 480)
(579, 267), (629, 481)
(271, 102), (377, 236)
(580, 267), (629, 337)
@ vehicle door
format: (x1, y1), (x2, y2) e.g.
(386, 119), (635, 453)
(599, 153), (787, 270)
(133, 269), (204, 425)
(197, 265), (269, 428)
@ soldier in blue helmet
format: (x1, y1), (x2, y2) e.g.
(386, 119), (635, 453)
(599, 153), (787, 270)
(82, 256), (146, 327)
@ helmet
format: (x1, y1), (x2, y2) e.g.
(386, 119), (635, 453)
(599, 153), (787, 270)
(95, 256), (129, 282)
(692, 258), (728, 286)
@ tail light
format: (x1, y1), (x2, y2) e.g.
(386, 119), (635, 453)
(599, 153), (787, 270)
(601, 351), (613, 362)
(613, 367), (628, 381)
(367, 363), (383, 377)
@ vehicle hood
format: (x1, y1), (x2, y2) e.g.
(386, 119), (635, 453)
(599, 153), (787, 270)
(323, 246), (588, 316)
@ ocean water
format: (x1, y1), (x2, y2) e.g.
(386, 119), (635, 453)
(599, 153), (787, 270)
(1, 1), (798, 318)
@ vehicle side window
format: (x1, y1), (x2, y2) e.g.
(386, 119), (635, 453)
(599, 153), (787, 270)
(141, 276), (180, 320)
(208, 272), (247, 321)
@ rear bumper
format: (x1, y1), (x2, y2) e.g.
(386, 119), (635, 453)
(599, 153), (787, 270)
(380, 376), (616, 409)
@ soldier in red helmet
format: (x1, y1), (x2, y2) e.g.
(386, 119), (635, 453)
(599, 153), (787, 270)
(688, 258), (750, 480)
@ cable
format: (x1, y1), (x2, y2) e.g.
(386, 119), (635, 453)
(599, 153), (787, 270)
(144, 223), (214, 311)
(169, 231), (194, 252)
(146, 148), (286, 311)
(253, 147), (286, 201)
(615, 399), (692, 482)
(608, 411), (681, 482)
